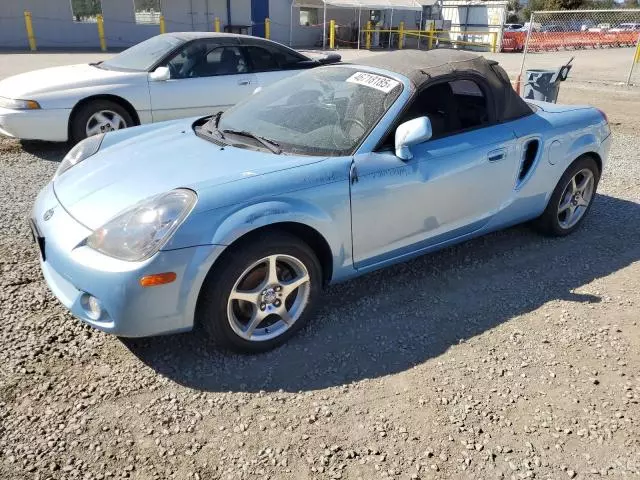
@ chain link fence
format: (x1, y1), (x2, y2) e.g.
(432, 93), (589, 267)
(516, 10), (640, 86)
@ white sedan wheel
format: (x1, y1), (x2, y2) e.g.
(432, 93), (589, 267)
(85, 110), (127, 137)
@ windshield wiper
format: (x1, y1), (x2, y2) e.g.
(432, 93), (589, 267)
(200, 111), (224, 136)
(221, 129), (282, 154)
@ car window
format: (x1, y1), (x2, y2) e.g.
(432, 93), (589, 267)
(244, 46), (281, 72)
(261, 44), (307, 68)
(382, 78), (490, 147)
(165, 42), (248, 78)
(100, 34), (184, 71)
(450, 79), (483, 97)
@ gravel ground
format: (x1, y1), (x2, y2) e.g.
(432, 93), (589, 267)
(1, 84), (639, 480)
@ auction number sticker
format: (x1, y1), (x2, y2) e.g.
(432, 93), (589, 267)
(346, 72), (400, 93)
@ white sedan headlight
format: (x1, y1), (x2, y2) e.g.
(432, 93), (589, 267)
(54, 133), (105, 179)
(0, 96), (41, 110)
(86, 189), (197, 262)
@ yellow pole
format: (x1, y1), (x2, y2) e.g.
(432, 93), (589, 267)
(265, 18), (270, 39)
(214, 17), (221, 33)
(490, 32), (497, 53)
(428, 21), (434, 50)
(97, 14), (106, 52)
(329, 19), (335, 49)
(159, 15), (165, 34)
(24, 11), (37, 51)
(635, 36), (640, 63)
(399, 21), (404, 49)
(365, 21), (371, 50)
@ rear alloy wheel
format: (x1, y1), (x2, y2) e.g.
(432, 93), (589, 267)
(533, 156), (600, 236)
(70, 99), (133, 145)
(556, 168), (595, 230)
(197, 232), (322, 352)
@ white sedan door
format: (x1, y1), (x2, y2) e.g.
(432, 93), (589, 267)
(149, 41), (257, 122)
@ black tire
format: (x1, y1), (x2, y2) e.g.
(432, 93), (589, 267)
(533, 155), (600, 236)
(196, 231), (323, 353)
(69, 99), (134, 145)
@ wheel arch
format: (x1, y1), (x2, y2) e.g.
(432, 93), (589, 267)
(68, 94), (140, 139)
(213, 222), (335, 288)
(565, 150), (602, 174)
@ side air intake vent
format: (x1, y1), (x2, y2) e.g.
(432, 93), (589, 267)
(518, 139), (540, 184)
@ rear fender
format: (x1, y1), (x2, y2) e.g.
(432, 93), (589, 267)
(563, 132), (599, 168)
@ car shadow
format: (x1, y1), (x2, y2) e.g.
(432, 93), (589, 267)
(123, 193), (639, 393)
(19, 140), (68, 162)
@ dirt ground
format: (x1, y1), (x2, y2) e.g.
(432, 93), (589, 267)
(0, 51), (639, 480)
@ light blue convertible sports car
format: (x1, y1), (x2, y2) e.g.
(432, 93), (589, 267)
(31, 50), (612, 352)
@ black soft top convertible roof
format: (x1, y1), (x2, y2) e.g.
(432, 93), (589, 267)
(353, 49), (533, 122)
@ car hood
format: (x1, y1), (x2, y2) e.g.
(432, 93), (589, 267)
(53, 119), (324, 230)
(0, 63), (143, 98)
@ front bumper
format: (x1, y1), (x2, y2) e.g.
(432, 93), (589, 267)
(0, 106), (71, 142)
(31, 181), (225, 337)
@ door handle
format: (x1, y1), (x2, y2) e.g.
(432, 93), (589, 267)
(238, 79), (251, 86)
(488, 149), (506, 162)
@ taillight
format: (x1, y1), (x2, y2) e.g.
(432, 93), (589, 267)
(597, 108), (609, 124)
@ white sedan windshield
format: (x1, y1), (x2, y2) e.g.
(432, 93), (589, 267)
(100, 35), (184, 71)
(218, 67), (403, 156)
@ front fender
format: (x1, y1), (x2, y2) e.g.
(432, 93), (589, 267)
(38, 83), (150, 110)
(212, 198), (342, 253)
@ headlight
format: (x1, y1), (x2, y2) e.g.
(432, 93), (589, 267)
(54, 133), (105, 179)
(86, 189), (197, 262)
(0, 96), (41, 110)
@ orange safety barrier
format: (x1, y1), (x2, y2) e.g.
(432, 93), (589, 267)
(504, 30), (640, 53)
(501, 31), (526, 52)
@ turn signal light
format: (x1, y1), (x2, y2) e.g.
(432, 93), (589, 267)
(139, 272), (177, 287)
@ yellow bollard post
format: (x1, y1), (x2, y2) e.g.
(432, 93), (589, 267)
(24, 11), (37, 51)
(490, 31), (497, 53)
(159, 15), (166, 34)
(329, 19), (335, 49)
(635, 36), (640, 63)
(399, 21), (404, 49)
(214, 17), (221, 33)
(427, 21), (434, 50)
(365, 21), (372, 50)
(96, 14), (106, 52)
(265, 18), (270, 39)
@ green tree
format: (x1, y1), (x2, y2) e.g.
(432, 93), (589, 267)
(523, 0), (546, 21)
(507, 0), (523, 23)
(71, 0), (102, 21)
(134, 0), (161, 12)
(522, 0), (589, 20)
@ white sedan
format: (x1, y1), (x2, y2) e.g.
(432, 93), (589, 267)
(0, 33), (340, 144)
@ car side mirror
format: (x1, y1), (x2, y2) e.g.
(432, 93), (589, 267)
(395, 116), (432, 160)
(149, 66), (170, 81)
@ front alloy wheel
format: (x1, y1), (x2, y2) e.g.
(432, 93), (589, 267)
(228, 254), (311, 342)
(70, 99), (134, 145)
(197, 232), (322, 352)
(85, 109), (127, 137)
